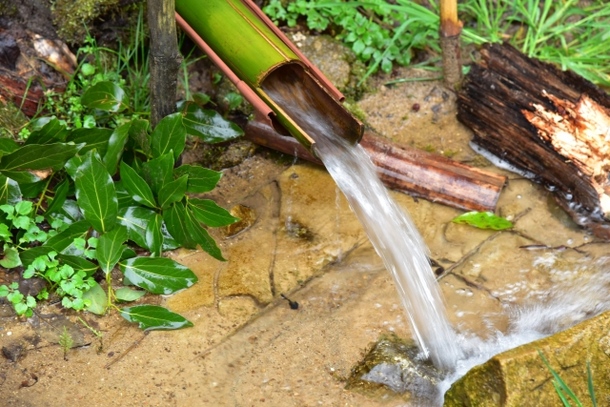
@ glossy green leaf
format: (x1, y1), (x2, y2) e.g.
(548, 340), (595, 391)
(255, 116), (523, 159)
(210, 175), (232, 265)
(83, 282), (107, 315)
(118, 206), (156, 250)
(163, 201), (196, 249)
(114, 287), (146, 302)
(81, 81), (128, 112)
(44, 178), (70, 216)
(58, 254), (98, 276)
(188, 198), (238, 227)
(151, 112), (186, 160)
(119, 256), (198, 295)
(97, 226), (128, 275)
(141, 152), (174, 195)
(158, 175), (187, 210)
(25, 118), (68, 145)
(120, 305), (193, 331)
(103, 121), (131, 174)
(184, 206), (225, 261)
(0, 143), (82, 171)
(119, 161), (157, 208)
(181, 102), (243, 143)
(43, 220), (91, 254)
(74, 151), (118, 233)
(174, 165), (221, 193)
(0, 174), (21, 205)
(145, 213), (164, 257)
(67, 127), (113, 156)
(452, 211), (513, 231)
(64, 155), (84, 179)
(19, 180), (46, 199)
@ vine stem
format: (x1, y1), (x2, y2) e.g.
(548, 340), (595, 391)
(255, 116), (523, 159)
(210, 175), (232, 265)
(34, 176), (54, 215)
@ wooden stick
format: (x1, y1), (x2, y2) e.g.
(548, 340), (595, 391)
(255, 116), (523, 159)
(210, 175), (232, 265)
(245, 119), (505, 212)
(439, 0), (462, 88)
(457, 42), (610, 238)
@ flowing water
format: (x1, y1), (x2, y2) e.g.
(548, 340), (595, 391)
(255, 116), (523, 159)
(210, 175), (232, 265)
(263, 75), (463, 370)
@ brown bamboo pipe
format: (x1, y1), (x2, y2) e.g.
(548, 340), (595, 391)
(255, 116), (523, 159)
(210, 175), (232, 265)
(245, 119), (505, 212)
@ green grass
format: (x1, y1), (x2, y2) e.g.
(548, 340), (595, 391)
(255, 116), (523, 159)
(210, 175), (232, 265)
(263, 0), (610, 87)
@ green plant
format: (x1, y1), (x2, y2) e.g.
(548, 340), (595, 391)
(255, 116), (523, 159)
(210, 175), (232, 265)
(539, 351), (597, 407)
(58, 326), (74, 361)
(0, 35), (244, 331)
(264, 0), (610, 87)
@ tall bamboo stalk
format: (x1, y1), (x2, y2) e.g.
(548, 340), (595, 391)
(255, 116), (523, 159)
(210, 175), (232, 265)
(148, 0), (182, 128)
(439, 0), (462, 89)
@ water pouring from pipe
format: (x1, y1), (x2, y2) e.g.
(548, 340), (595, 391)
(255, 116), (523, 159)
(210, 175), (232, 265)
(175, 0), (462, 370)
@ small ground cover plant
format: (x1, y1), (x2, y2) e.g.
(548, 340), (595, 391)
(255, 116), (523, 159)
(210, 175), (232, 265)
(0, 31), (244, 331)
(263, 0), (610, 87)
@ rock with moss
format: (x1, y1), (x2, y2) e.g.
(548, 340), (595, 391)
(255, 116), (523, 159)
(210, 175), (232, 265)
(51, 0), (122, 44)
(444, 311), (610, 406)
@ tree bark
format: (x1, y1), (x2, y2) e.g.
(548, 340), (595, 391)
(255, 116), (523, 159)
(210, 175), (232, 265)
(245, 119), (506, 212)
(147, 0), (182, 128)
(457, 42), (610, 238)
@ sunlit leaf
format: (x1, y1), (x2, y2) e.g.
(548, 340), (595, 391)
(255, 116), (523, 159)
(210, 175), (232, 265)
(81, 81), (128, 112)
(119, 256), (198, 295)
(452, 211), (513, 231)
(0, 247), (21, 268)
(0, 143), (82, 172)
(151, 112), (186, 160)
(158, 175), (187, 209)
(19, 246), (54, 268)
(188, 198), (239, 227)
(181, 102), (243, 143)
(119, 162), (157, 209)
(174, 165), (221, 193)
(97, 226), (128, 275)
(74, 151), (118, 233)
(120, 305), (193, 330)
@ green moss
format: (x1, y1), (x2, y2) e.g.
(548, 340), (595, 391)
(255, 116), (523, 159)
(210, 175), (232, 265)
(51, 0), (121, 44)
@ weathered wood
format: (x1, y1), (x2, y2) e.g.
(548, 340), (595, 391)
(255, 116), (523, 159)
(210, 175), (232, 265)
(457, 42), (610, 238)
(147, 0), (182, 128)
(245, 118), (505, 212)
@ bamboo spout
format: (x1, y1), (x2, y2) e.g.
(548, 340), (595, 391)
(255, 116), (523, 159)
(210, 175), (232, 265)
(175, 0), (363, 151)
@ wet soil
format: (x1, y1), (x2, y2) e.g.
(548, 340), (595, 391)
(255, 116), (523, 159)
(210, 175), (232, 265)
(2, 36), (610, 407)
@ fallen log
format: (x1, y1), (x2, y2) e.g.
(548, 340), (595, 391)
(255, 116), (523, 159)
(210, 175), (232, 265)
(245, 119), (506, 212)
(457, 42), (610, 238)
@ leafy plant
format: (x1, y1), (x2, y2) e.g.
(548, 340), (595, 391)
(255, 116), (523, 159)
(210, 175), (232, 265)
(451, 211), (513, 230)
(263, 0), (610, 87)
(0, 44), (244, 330)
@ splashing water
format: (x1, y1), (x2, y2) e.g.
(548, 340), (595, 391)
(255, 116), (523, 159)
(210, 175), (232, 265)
(263, 76), (462, 369)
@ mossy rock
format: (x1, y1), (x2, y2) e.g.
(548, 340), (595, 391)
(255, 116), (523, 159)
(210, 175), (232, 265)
(444, 311), (610, 406)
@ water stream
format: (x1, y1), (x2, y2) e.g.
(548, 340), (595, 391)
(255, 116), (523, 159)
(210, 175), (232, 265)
(263, 73), (463, 370)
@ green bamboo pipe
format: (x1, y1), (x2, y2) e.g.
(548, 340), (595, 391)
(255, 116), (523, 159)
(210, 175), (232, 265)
(175, 0), (363, 151)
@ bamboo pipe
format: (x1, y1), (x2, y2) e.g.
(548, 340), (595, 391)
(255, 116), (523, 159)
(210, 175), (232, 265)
(439, 0), (463, 88)
(245, 119), (506, 212)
